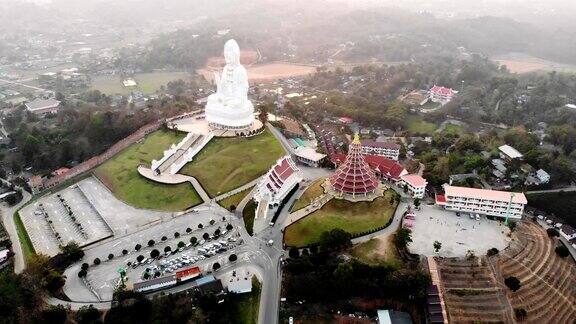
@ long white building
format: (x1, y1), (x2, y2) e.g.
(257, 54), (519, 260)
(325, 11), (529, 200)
(254, 156), (302, 206)
(436, 185), (527, 219)
(360, 139), (400, 160)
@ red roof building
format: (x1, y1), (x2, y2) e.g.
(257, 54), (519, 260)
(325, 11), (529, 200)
(329, 135), (379, 197)
(254, 156), (301, 206)
(331, 153), (407, 183)
(176, 266), (201, 282)
(429, 85), (456, 104)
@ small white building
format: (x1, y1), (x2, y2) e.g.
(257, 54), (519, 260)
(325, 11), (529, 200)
(535, 169), (550, 184)
(293, 147), (326, 167)
(429, 85), (456, 104)
(401, 174), (427, 199)
(560, 225), (576, 240)
(499, 145), (523, 161)
(360, 139), (401, 160)
(227, 279), (253, 294)
(25, 98), (61, 116)
(254, 156), (302, 207)
(0, 249), (10, 263)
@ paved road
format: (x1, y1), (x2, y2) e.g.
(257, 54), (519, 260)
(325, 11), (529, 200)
(138, 165), (211, 202)
(0, 186), (32, 274)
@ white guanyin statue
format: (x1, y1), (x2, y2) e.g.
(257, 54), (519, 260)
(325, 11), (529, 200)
(205, 39), (255, 130)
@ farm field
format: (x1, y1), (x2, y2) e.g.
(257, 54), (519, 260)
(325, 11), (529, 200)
(284, 190), (398, 247)
(199, 63), (317, 84)
(493, 53), (576, 74)
(180, 130), (284, 197)
(90, 72), (191, 95)
(406, 115), (437, 135)
(94, 130), (202, 211)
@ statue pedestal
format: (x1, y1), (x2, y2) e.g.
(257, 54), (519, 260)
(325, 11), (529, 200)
(205, 94), (255, 131)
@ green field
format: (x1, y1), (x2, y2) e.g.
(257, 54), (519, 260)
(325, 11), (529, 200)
(406, 115), (437, 135)
(351, 236), (402, 268)
(181, 130), (284, 197)
(218, 186), (254, 211)
(290, 180), (325, 212)
(227, 278), (261, 323)
(94, 130), (202, 211)
(14, 211), (36, 262)
(284, 190), (399, 247)
(90, 72), (191, 95)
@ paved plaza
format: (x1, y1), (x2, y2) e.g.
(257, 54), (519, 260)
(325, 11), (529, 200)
(409, 204), (511, 257)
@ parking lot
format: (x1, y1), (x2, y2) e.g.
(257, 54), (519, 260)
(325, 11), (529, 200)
(409, 204), (511, 257)
(63, 204), (242, 301)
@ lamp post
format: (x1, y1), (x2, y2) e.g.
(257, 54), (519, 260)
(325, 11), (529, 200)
(505, 192), (515, 226)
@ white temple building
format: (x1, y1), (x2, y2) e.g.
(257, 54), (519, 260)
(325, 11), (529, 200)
(254, 156), (302, 207)
(205, 39), (255, 131)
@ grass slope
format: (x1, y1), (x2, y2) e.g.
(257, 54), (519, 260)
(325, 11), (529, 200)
(243, 200), (257, 236)
(284, 190), (398, 247)
(406, 115), (437, 135)
(14, 211), (36, 262)
(218, 186), (254, 211)
(95, 130), (202, 211)
(181, 130), (284, 197)
(290, 180), (324, 212)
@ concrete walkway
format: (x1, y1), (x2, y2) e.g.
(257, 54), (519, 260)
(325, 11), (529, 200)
(0, 187), (32, 273)
(137, 165), (211, 203)
(283, 194), (333, 228)
(215, 177), (261, 202)
(526, 186), (576, 194)
(351, 201), (408, 244)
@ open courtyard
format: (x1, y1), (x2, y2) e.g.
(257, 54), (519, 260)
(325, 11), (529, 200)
(409, 204), (511, 257)
(95, 130), (202, 211)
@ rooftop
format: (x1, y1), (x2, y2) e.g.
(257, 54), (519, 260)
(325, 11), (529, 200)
(444, 185), (527, 204)
(25, 98), (61, 111)
(360, 139), (400, 150)
(499, 144), (523, 159)
(401, 174), (427, 188)
(294, 147), (326, 162)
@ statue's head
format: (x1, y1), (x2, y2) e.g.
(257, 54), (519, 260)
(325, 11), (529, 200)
(224, 39), (241, 66)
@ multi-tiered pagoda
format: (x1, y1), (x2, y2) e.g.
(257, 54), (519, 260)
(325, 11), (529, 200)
(327, 134), (382, 201)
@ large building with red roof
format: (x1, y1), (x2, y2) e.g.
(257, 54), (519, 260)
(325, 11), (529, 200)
(328, 135), (380, 199)
(436, 185), (527, 219)
(331, 153), (407, 183)
(254, 156), (302, 206)
(429, 85), (456, 104)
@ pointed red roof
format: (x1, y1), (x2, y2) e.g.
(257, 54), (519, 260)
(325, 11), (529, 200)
(329, 135), (379, 196)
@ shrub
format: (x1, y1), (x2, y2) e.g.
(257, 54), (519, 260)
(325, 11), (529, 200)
(136, 255), (144, 262)
(135, 244), (142, 251)
(487, 248), (499, 256)
(555, 245), (570, 258)
(174, 232), (180, 238)
(78, 269), (87, 278)
(190, 237), (197, 245)
(514, 308), (528, 321)
(122, 249), (128, 255)
(177, 241), (185, 248)
(161, 236), (167, 241)
(150, 249), (160, 259)
(505, 276), (521, 292)
(76, 305), (101, 324)
(93, 258), (101, 265)
(108, 253), (114, 260)
(164, 246), (172, 253)
(226, 224), (233, 231)
(203, 233), (210, 240)
(81, 263), (89, 270)
(212, 262), (221, 271)
(546, 228), (560, 238)
(186, 228), (192, 233)
(147, 240), (155, 247)
(198, 224), (204, 229)
(229, 254), (237, 262)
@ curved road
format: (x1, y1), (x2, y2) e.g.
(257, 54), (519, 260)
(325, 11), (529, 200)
(0, 187), (32, 274)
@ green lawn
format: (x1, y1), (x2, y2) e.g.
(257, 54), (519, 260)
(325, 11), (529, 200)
(243, 200), (257, 236)
(291, 180), (325, 212)
(180, 130), (284, 197)
(90, 72), (191, 95)
(94, 130), (202, 211)
(226, 277), (261, 324)
(218, 186), (254, 211)
(406, 115), (437, 135)
(284, 190), (399, 247)
(14, 211), (36, 262)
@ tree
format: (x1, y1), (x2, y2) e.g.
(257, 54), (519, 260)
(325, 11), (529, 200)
(555, 245), (570, 258)
(150, 249), (160, 259)
(186, 227), (192, 233)
(76, 305), (101, 324)
(61, 241), (84, 262)
(203, 233), (210, 240)
(212, 262), (221, 271)
(190, 236), (198, 245)
(122, 249), (128, 255)
(93, 258), (101, 265)
(108, 253), (114, 260)
(514, 308), (527, 322)
(177, 241), (185, 248)
(226, 223), (233, 231)
(78, 269), (87, 278)
(41, 305), (67, 324)
(403, 184), (408, 193)
(433, 241), (442, 253)
(174, 232), (180, 238)
(394, 228), (413, 249)
(135, 244), (142, 251)
(546, 228), (560, 238)
(505, 276), (521, 292)
(147, 239), (155, 247)
(229, 254), (238, 262)
(81, 262), (89, 270)
(507, 221), (517, 232)
(214, 228), (221, 236)
(198, 224), (204, 229)
(161, 236), (168, 241)
(136, 255), (145, 263)
(229, 205), (236, 212)
(164, 246), (172, 253)
(288, 247), (300, 258)
(319, 229), (352, 252)
(413, 198), (421, 208)
(487, 248), (499, 256)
